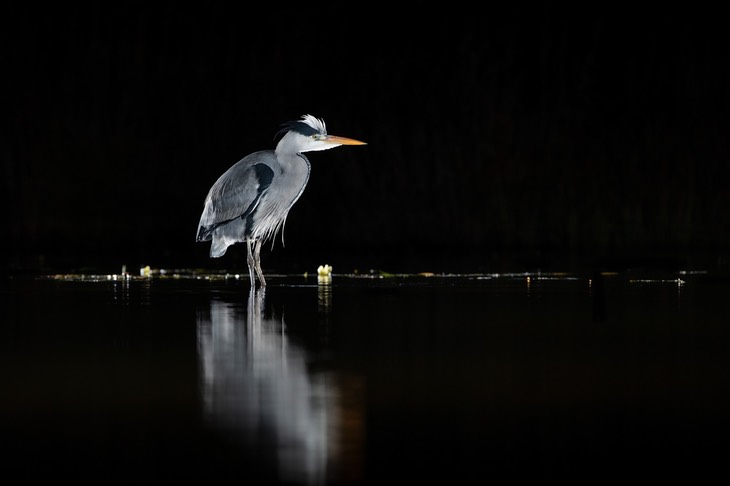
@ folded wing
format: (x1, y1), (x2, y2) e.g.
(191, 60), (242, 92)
(196, 151), (276, 255)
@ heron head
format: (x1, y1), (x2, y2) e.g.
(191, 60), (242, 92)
(275, 114), (366, 154)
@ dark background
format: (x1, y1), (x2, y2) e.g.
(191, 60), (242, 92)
(3, 6), (729, 275)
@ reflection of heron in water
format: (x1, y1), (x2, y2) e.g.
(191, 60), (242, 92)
(197, 288), (353, 484)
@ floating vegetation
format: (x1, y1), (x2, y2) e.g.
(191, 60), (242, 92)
(37, 267), (709, 291)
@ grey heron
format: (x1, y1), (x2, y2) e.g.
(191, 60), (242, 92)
(196, 114), (366, 286)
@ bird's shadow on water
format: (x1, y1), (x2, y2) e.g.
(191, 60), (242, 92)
(196, 285), (363, 485)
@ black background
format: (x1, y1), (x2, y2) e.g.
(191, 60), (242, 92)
(3, 5), (729, 275)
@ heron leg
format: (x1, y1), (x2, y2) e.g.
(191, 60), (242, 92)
(246, 238), (256, 286)
(253, 238), (266, 286)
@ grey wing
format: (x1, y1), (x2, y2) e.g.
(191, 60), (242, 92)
(196, 151), (276, 242)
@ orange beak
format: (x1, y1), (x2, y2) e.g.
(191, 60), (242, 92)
(325, 135), (367, 146)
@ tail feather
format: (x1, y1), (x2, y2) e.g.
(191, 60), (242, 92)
(198, 218), (246, 258)
(209, 237), (228, 257)
(196, 225), (212, 242)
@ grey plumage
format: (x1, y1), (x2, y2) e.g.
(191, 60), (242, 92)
(196, 114), (366, 286)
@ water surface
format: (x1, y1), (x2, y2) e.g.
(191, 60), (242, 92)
(1, 271), (728, 483)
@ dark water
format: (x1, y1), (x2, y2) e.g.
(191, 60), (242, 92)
(1, 271), (729, 484)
